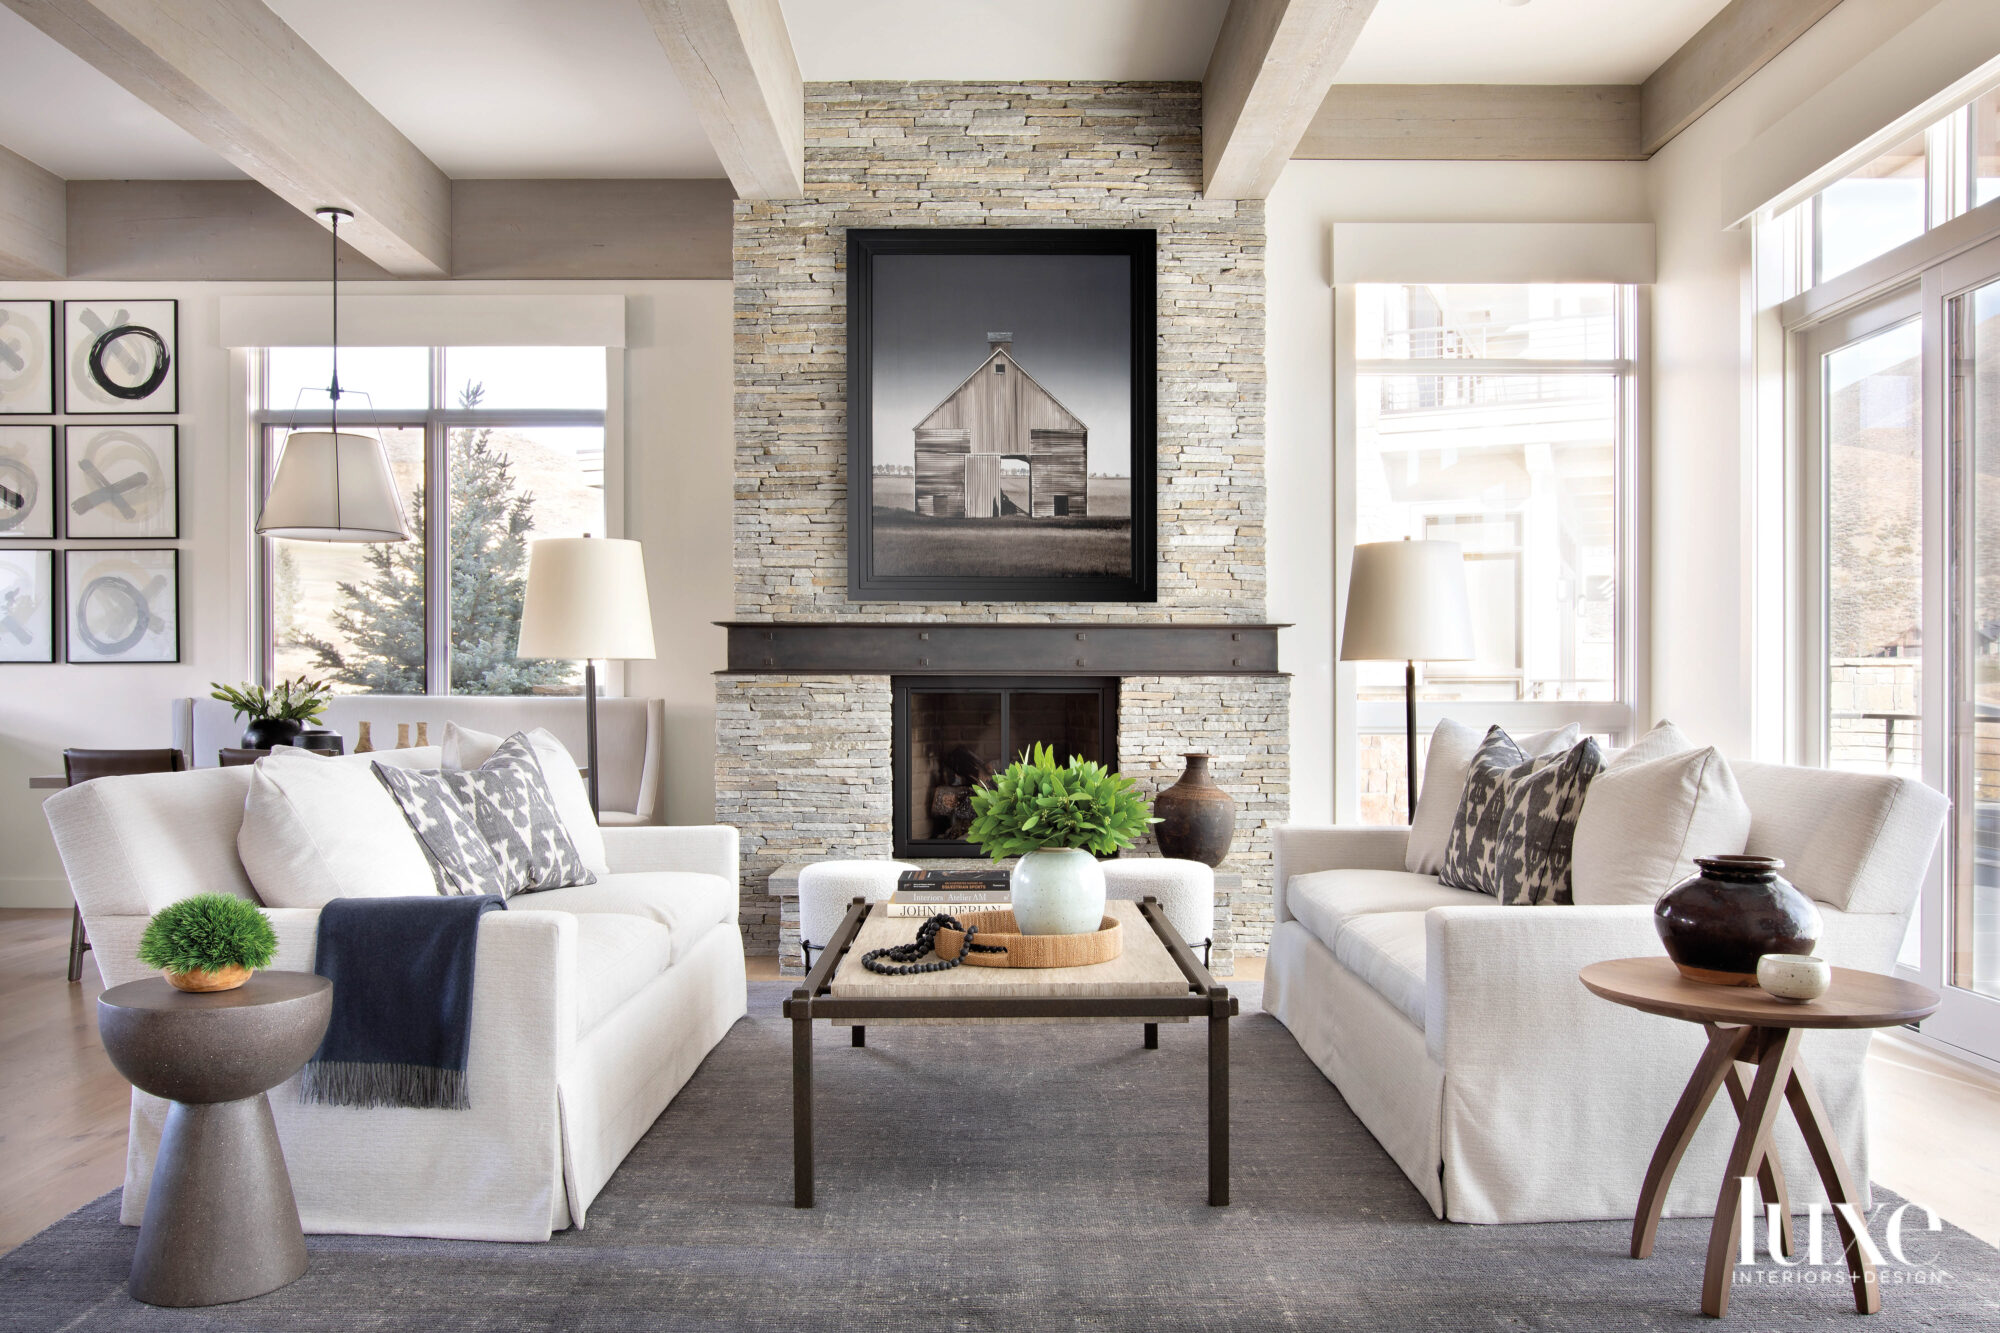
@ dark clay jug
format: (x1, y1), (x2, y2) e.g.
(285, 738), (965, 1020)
(1654, 855), (1822, 986)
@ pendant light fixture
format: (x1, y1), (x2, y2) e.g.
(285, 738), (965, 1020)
(256, 207), (413, 543)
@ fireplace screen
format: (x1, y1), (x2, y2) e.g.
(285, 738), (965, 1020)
(891, 676), (1118, 857)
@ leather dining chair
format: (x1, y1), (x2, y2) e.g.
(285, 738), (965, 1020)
(217, 748), (270, 767)
(60, 748), (187, 983)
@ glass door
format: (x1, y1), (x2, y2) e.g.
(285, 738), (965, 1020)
(1939, 239), (2000, 1058)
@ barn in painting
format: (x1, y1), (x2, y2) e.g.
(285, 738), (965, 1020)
(912, 335), (1088, 519)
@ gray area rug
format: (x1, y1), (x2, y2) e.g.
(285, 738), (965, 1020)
(3, 981), (1996, 1331)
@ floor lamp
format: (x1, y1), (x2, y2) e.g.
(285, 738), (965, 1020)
(1340, 539), (1475, 822)
(517, 537), (656, 818)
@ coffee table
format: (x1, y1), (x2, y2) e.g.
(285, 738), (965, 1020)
(783, 895), (1237, 1208)
(1580, 957), (1940, 1318)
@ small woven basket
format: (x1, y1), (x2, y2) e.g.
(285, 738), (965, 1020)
(932, 910), (1122, 969)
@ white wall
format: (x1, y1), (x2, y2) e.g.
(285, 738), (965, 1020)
(0, 279), (731, 907)
(1266, 161), (1650, 824)
(1645, 0), (1946, 762)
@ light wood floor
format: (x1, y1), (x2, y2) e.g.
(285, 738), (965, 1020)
(1, 910), (1988, 1259)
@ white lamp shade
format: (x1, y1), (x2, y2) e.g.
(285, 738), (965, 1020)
(257, 430), (414, 542)
(1340, 539), (1476, 663)
(517, 538), (656, 661)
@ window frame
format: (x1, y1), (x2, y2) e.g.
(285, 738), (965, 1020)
(1333, 283), (1647, 823)
(251, 346), (612, 694)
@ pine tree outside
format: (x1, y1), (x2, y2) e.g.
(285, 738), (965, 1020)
(264, 359), (606, 696)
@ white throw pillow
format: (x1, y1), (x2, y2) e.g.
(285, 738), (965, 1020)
(1406, 719), (1581, 875)
(237, 746), (438, 909)
(1571, 741), (1752, 906)
(442, 721), (608, 879)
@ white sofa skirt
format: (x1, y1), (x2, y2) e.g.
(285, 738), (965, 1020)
(1264, 918), (1880, 1225)
(118, 918), (747, 1241)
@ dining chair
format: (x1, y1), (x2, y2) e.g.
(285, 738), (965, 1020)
(60, 748), (187, 983)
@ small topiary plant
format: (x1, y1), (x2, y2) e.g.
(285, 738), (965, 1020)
(966, 743), (1158, 862)
(138, 894), (278, 977)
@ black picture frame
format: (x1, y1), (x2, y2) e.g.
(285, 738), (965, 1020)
(63, 423), (180, 539)
(0, 301), (57, 415)
(0, 425), (57, 539)
(61, 299), (179, 415)
(846, 228), (1156, 603)
(64, 547), (180, 664)
(0, 547), (57, 663)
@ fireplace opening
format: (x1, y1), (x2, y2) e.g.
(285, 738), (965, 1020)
(891, 676), (1118, 858)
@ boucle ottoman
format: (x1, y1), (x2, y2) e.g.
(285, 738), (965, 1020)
(798, 860), (917, 958)
(1102, 858), (1215, 949)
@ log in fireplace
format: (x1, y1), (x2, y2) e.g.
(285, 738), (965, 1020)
(891, 676), (1118, 858)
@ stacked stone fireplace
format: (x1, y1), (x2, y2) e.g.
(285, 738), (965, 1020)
(715, 81), (1288, 970)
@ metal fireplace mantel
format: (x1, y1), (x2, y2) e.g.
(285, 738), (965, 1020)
(719, 622), (1287, 677)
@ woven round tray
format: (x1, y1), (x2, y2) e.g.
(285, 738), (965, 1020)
(931, 910), (1122, 969)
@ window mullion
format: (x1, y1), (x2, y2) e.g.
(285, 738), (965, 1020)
(427, 348), (450, 696)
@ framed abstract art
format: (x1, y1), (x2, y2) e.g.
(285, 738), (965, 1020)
(65, 547), (179, 664)
(0, 425), (56, 539)
(64, 424), (178, 539)
(63, 299), (178, 414)
(0, 548), (55, 663)
(0, 301), (56, 415)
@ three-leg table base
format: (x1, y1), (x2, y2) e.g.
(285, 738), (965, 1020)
(1633, 1024), (1878, 1318)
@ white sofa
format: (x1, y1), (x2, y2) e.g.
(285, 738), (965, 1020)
(1268, 760), (1946, 1225)
(177, 695), (666, 825)
(45, 748), (745, 1242)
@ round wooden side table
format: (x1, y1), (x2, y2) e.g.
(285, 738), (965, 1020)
(97, 972), (332, 1308)
(1580, 957), (1938, 1319)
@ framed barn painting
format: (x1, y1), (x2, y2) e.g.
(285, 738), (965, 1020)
(847, 229), (1155, 602)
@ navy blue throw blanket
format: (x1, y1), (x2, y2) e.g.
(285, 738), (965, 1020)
(301, 895), (505, 1110)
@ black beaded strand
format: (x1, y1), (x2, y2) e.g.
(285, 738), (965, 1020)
(861, 913), (1008, 975)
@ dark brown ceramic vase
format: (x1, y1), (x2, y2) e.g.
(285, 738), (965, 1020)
(1654, 855), (1822, 987)
(1153, 754), (1236, 867)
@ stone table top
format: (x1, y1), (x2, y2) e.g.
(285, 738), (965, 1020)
(828, 899), (1191, 1002)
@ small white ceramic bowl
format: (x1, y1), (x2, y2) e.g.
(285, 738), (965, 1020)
(1757, 953), (1831, 1003)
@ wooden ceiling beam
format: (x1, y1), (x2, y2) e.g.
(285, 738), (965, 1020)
(1204, 0), (1380, 199)
(1640, 0), (1845, 156)
(0, 144), (64, 279)
(639, 0), (804, 201)
(1298, 85), (1644, 161)
(0, 0), (450, 276)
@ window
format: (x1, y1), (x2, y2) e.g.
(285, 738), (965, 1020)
(1775, 84), (2000, 295)
(1347, 284), (1637, 823)
(256, 346), (607, 695)
(1774, 77), (2000, 1061)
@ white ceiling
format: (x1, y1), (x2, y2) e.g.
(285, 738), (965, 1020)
(0, 0), (1741, 183)
(265, 0), (724, 178)
(780, 0), (1230, 81)
(0, 6), (239, 179)
(1336, 0), (1736, 86)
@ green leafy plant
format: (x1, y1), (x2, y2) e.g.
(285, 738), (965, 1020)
(137, 894), (279, 975)
(209, 676), (332, 725)
(965, 743), (1159, 862)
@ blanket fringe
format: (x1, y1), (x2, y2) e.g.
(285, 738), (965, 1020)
(299, 1059), (470, 1111)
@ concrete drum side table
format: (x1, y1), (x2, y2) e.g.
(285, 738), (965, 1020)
(97, 972), (333, 1307)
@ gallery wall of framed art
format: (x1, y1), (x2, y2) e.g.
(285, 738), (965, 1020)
(845, 228), (1157, 603)
(0, 296), (184, 664)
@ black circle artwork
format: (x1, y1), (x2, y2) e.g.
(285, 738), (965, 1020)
(0, 457), (35, 532)
(76, 575), (151, 655)
(87, 325), (171, 402)
(860, 913), (1007, 975)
